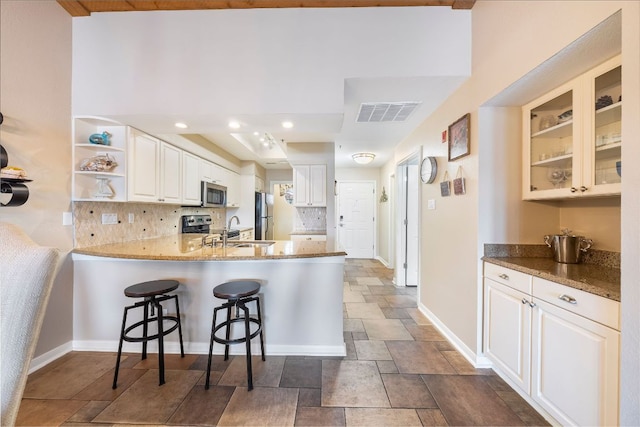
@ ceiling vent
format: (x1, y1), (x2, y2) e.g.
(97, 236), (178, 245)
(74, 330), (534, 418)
(356, 102), (422, 123)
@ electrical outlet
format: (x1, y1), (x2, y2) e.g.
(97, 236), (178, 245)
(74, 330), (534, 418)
(128, 213), (134, 223)
(101, 213), (118, 224)
(62, 211), (73, 226)
(427, 199), (436, 210)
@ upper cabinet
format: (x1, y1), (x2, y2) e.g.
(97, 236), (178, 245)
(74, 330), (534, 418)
(128, 128), (182, 204)
(182, 151), (201, 206)
(523, 56), (621, 200)
(293, 164), (326, 207)
(221, 168), (241, 208)
(72, 117), (128, 201)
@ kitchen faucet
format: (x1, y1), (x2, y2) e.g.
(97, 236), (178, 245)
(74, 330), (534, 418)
(228, 215), (240, 230)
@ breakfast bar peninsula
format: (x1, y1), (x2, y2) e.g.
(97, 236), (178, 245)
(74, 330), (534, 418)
(72, 235), (347, 357)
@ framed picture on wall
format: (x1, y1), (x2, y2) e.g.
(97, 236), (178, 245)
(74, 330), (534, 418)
(448, 113), (470, 161)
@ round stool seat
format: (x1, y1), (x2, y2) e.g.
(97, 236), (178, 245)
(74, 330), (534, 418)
(125, 280), (179, 298)
(214, 280), (260, 300)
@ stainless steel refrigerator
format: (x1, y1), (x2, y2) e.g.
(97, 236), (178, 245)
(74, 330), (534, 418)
(255, 192), (274, 240)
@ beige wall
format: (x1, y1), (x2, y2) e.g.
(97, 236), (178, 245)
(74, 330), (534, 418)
(0, 0), (73, 358)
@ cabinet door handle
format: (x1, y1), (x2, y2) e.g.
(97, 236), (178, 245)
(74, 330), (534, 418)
(498, 274), (509, 280)
(570, 187), (577, 193)
(559, 294), (577, 304)
(521, 298), (528, 305)
(580, 186), (588, 192)
(528, 301), (536, 308)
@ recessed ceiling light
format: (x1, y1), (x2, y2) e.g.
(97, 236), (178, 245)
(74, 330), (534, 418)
(282, 121), (293, 129)
(253, 131), (260, 136)
(174, 122), (188, 129)
(228, 120), (240, 129)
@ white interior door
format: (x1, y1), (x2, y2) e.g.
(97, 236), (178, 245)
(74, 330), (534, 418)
(337, 181), (375, 258)
(395, 154), (419, 287)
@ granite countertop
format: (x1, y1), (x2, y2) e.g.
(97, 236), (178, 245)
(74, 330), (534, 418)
(289, 230), (327, 236)
(482, 256), (620, 301)
(73, 234), (346, 261)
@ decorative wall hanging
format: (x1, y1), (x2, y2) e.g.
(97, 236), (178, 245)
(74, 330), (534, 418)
(440, 170), (451, 197)
(448, 113), (470, 161)
(379, 187), (388, 203)
(453, 166), (466, 195)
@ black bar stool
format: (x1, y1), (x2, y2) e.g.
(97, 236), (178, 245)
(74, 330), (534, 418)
(205, 280), (265, 390)
(112, 279), (185, 388)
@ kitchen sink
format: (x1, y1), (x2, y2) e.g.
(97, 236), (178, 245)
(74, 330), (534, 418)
(227, 240), (275, 248)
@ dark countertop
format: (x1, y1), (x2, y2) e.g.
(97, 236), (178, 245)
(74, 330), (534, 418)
(482, 256), (620, 301)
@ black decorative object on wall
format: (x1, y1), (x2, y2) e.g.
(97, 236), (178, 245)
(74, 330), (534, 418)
(0, 114), (31, 207)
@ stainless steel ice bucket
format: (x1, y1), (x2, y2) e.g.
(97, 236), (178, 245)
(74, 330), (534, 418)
(544, 233), (593, 264)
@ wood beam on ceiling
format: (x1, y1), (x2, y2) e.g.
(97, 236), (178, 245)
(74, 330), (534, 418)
(57, 0), (475, 16)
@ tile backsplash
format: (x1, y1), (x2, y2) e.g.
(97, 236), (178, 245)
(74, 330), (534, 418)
(73, 201), (225, 247)
(293, 207), (326, 232)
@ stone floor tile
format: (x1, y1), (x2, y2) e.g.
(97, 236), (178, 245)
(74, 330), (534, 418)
(343, 289), (366, 303)
(217, 387), (298, 426)
(74, 368), (146, 401)
(441, 350), (493, 375)
(385, 294), (417, 308)
(295, 407), (346, 426)
(345, 302), (386, 319)
(433, 340), (455, 351)
(363, 295), (391, 307)
(167, 384), (235, 425)
(93, 369), (201, 424)
(387, 341), (456, 374)
(344, 408), (422, 426)
(23, 354), (117, 399)
(423, 375), (524, 426)
(348, 284), (368, 292)
(298, 388), (321, 407)
(405, 308), (432, 325)
(132, 353), (199, 370)
(404, 324), (447, 342)
(381, 307), (411, 319)
(416, 408), (449, 426)
(381, 373), (438, 408)
(367, 286), (397, 296)
(66, 401), (111, 423)
(376, 360), (399, 374)
(218, 355), (284, 388)
(356, 277), (384, 286)
(322, 360), (390, 408)
(344, 339), (358, 360)
(495, 390), (551, 426)
(354, 340), (392, 361)
(351, 331), (369, 340)
(15, 399), (87, 426)
(280, 358), (322, 388)
(362, 319), (414, 341)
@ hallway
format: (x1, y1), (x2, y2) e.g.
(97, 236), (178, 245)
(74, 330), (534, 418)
(15, 259), (548, 426)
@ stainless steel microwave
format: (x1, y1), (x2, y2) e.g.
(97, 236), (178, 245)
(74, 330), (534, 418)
(201, 182), (227, 208)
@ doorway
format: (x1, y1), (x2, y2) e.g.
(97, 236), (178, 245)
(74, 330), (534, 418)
(396, 153), (420, 287)
(336, 181), (376, 258)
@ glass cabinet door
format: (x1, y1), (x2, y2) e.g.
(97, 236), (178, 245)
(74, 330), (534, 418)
(590, 64), (621, 190)
(527, 88), (576, 197)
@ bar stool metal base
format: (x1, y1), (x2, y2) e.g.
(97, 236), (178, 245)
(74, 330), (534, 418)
(205, 281), (265, 391)
(113, 280), (185, 389)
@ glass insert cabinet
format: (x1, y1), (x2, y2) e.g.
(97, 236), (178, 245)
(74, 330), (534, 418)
(523, 55), (621, 200)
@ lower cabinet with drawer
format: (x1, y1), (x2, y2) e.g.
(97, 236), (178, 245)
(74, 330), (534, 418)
(483, 263), (620, 426)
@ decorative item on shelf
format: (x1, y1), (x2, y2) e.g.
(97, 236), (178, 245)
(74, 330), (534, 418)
(0, 143), (30, 207)
(557, 109), (573, 123)
(453, 166), (466, 195)
(448, 113), (470, 161)
(379, 187), (388, 203)
(595, 95), (613, 110)
(89, 131), (112, 146)
(95, 177), (115, 198)
(440, 170), (451, 197)
(538, 115), (558, 131)
(352, 152), (375, 165)
(0, 165), (28, 180)
(80, 154), (117, 172)
(546, 168), (570, 188)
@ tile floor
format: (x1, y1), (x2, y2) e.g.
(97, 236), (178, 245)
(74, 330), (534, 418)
(16, 259), (550, 426)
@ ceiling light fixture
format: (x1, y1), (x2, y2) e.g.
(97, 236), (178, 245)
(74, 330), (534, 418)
(352, 152), (375, 165)
(228, 120), (240, 129)
(262, 133), (277, 149)
(174, 122), (188, 129)
(282, 121), (293, 129)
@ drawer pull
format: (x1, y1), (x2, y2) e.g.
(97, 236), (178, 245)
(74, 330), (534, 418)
(498, 274), (509, 280)
(528, 301), (536, 308)
(521, 298), (528, 305)
(559, 294), (577, 304)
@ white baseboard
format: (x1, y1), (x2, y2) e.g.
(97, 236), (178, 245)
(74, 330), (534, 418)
(417, 303), (491, 369)
(29, 341), (73, 374)
(72, 340), (346, 357)
(375, 256), (390, 268)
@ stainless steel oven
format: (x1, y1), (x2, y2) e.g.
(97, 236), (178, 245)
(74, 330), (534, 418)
(201, 182), (226, 208)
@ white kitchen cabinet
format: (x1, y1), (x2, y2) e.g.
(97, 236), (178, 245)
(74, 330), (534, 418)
(72, 117), (128, 201)
(290, 234), (327, 242)
(128, 128), (182, 204)
(483, 277), (532, 394)
(482, 263), (620, 426)
(222, 169), (241, 208)
(293, 164), (326, 207)
(523, 55), (621, 200)
(255, 176), (265, 192)
(200, 159), (224, 184)
(182, 151), (201, 206)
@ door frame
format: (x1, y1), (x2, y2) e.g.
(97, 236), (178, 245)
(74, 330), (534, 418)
(395, 149), (421, 287)
(335, 180), (377, 259)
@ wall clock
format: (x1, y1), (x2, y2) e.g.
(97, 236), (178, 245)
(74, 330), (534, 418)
(420, 156), (437, 184)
